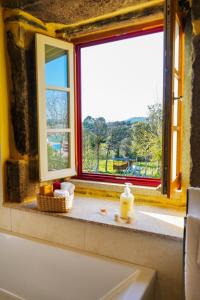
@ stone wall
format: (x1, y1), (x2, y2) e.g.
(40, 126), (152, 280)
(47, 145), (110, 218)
(190, 1), (200, 186)
(2, 0), (194, 201)
(7, 31), (37, 155)
(3, 4), (164, 202)
(4, 11), (51, 202)
(3, 0), (164, 24)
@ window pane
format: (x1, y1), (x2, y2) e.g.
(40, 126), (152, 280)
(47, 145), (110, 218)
(173, 77), (179, 126)
(46, 90), (69, 129)
(174, 20), (179, 71)
(172, 131), (177, 181)
(173, 101), (178, 127)
(81, 32), (163, 179)
(45, 45), (68, 87)
(47, 132), (70, 171)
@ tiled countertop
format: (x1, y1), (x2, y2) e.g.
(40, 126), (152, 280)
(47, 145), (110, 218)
(5, 194), (185, 241)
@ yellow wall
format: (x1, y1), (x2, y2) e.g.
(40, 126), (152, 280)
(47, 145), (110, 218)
(0, 7), (10, 200)
(1, 7), (190, 207)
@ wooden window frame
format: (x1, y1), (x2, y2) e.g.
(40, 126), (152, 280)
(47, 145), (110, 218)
(35, 4), (185, 192)
(36, 34), (76, 181)
(162, 0), (184, 197)
(74, 25), (163, 187)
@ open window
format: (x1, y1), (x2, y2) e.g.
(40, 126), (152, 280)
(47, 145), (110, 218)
(35, 0), (186, 194)
(75, 27), (163, 187)
(36, 34), (76, 181)
(162, 0), (184, 197)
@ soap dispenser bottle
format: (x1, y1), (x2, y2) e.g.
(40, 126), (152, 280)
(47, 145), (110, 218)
(120, 183), (134, 220)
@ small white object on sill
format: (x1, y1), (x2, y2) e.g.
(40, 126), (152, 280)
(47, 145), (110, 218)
(61, 182), (75, 195)
(54, 189), (69, 198)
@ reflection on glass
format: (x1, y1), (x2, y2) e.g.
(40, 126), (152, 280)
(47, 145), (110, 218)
(173, 78), (179, 126)
(46, 90), (69, 129)
(45, 45), (68, 87)
(174, 20), (179, 71)
(173, 101), (178, 127)
(47, 132), (70, 171)
(172, 131), (177, 181)
(174, 77), (178, 98)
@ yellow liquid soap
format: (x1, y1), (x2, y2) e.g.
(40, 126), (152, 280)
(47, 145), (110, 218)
(120, 183), (134, 220)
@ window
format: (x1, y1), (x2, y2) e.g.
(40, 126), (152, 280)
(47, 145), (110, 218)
(76, 28), (163, 187)
(36, 34), (76, 181)
(162, 0), (184, 197)
(36, 0), (185, 195)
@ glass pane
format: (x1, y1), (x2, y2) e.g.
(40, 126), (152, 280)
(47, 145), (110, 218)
(46, 90), (69, 129)
(172, 131), (177, 181)
(174, 20), (179, 71)
(173, 101), (178, 127)
(173, 78), (179, 126)
(47, 132), (70, 171)
(45, 45), (68, 87)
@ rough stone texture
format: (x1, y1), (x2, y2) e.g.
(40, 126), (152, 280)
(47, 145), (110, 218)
(190, 34), (200, 186)
(2, 0), (38, 9)
(3, 0), (163, 25)
(6, 159), (39, 202)
(7, 31), (38, 155)
(6, 31), (39, 202)
(6, 160), (22, 202)
(26, 39), (38, 155)
(56, 4), (163, 37)
(191, 0), (200, 20)
(7, 31), (29, 155)
(182, 13), (192, 192)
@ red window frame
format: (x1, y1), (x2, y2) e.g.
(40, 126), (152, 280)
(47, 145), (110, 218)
(74, 26), (163, 187)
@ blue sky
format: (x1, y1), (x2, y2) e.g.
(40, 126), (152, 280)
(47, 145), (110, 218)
(46, 54), (68, 87)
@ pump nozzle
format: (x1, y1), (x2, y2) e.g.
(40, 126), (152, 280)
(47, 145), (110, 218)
(124, 182), (132, 195)
(125, 183), (132, 188)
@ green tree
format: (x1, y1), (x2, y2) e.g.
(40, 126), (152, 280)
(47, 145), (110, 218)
(82, 116), (96, 171)
(47, 145), (68, 171)
(132, 103), (162, 176)
(82, 103), (162, 177)
(83, 116), (107, 172)
(132, 122), (152, 157)
(147, 103), (162, 174)
(105, 121), (132, 172)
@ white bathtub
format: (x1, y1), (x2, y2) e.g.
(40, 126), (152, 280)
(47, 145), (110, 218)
(0, 232), (155, 300)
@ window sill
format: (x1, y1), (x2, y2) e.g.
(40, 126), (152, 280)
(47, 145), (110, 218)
(4, 194), (185, 241)
(70, 179), (185, 208)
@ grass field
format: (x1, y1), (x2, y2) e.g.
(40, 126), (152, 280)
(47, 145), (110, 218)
(83, 159), (160, 178)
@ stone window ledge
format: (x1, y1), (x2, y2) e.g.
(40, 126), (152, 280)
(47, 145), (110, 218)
(71, 179), (160, 194)
(4, 194), (185, 242)
(70, 179), (184, 207)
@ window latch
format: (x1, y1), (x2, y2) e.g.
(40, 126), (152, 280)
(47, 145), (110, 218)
(173, 96), (183, 100)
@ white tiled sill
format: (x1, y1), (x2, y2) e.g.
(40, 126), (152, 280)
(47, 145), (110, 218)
(4, 194), (185, 241)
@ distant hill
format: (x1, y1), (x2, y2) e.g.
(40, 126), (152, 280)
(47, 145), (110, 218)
(83, 116), (147, 125)
(125, 117), (147, 124)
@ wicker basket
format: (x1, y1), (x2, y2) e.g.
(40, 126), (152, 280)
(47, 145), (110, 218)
(37, 193), (74, 213)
